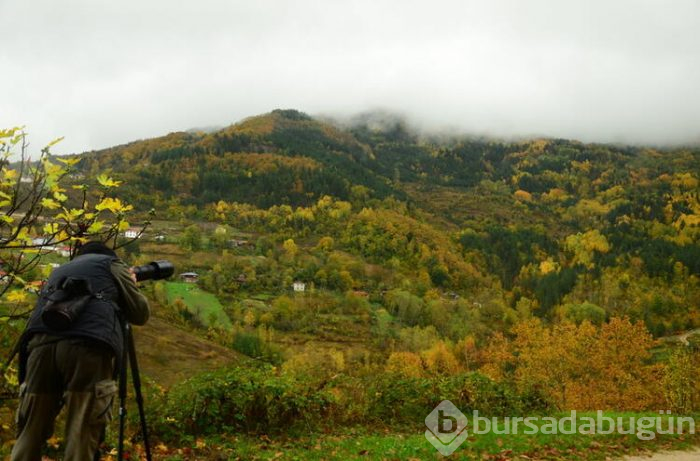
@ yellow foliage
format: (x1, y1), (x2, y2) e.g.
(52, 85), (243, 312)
(454, 336), (479, 369)
(6, 290), (28, 303)
(422, 341), (461, 375)
(671, 173), (699, 190)
(95, 197), (133, 214)
(283, 238), (298, 257)
(513, 189), (533, 202)
(541, 187), (569, 202)
(385, 351), (424, 377)
(40, 198), (61, 210)
(539, 258), (559, 275)
(509, 318), (662, 411)
(675, 213), (700, 229)
(479, 332), (514, 381)
(96, 174), (122, 188)
(564, 230), (610, 269)
(283, 347), (346, 380)
(2, 169), (17, 181)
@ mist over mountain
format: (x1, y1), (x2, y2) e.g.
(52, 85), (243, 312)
(74, 108), (699, 212)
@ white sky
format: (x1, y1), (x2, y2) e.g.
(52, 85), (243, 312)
(1, 0), (699, 155)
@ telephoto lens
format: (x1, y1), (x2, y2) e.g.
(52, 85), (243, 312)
(132, 260), (175, 282)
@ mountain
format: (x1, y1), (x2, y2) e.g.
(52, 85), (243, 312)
(77, 109), (401, 209)
(71, 109), (700, 336)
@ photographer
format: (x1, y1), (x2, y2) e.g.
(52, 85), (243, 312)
(11, 241), (149, 461)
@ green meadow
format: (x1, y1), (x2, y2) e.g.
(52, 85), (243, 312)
(164, 281), (232, 330)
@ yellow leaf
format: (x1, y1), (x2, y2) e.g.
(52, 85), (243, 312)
(53, 191), (68, 202)
(6, 290), (27, 303)
(15, 227), (29, 241)
(43, 223), (60, 234)
(41, 198), (61, 210)
(4, 365), (18, 387)
(96, 174), (122, 188)
(3, 169), (18, 180)
(95, 197), (132, 213)
(56, 156), (79, 166)
(0, 127), (23, 138)
(41, 264), (54, 278)
(118, 220), (130, 232)
(87, 221), (104, 233)
(46, 137), (65, 148)
(53, 230), (69, 243)
(56, 208), (85, 222)
(43, 161), (64, 178)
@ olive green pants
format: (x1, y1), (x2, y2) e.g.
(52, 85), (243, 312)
(11, 334), (117, 461)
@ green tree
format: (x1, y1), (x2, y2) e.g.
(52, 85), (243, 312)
(180, 224), (202, 251)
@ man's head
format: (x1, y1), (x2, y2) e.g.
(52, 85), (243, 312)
(75, 241), (117, 258)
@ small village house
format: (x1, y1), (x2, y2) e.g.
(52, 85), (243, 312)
(124, 228), (141, 239)
(180, 272), (199, 283)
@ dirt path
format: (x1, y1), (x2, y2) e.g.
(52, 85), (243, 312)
(623, 448), (700, 460)
(663, 329), (700, 346)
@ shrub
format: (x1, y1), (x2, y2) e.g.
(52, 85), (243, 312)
(151, 366), (331, 439)
(148, 369), (552, 441)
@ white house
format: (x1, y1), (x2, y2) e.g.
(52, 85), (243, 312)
(180, 272), (199, 283)
(292, 281), (306, 292)
(124, 228), (141, 239)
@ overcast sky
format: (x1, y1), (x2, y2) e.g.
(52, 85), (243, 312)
(1, 0), (699, 155)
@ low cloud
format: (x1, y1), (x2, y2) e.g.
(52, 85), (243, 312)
(1, 0), (699, 154)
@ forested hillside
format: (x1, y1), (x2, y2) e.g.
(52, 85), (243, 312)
(74, 109), (700, 337)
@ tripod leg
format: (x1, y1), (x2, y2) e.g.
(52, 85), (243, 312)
(128, 327), (153, 461)
(117, 324), (129, 460)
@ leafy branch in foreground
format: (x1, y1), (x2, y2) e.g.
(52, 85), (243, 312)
(0, 127), (148, 398)
(0, 127), (147, 307)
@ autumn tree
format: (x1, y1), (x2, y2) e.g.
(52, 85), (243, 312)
(1, 128), (144, 398)
(663, 346), (700, 413)
(1, 128), (143, 304)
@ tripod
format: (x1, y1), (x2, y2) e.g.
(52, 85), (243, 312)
(116, 322), (152, 461)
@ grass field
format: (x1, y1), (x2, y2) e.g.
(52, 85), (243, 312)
(165, 281), (232, 330)
(44, 414), (697, 460)
(208, 426), (700, 461)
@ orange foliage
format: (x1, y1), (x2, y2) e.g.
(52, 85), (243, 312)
(479, 332), (514, 381)
(490, 317), (663, 411)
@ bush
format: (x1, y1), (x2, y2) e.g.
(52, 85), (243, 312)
(231, 330), (282, 364)
(148, 368), (552, 441)
(150, 366), (331, 439)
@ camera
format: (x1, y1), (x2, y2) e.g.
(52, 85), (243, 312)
(132, 260), (175, 281)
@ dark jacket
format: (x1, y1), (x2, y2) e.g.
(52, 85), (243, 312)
(20, 254), (126, 381)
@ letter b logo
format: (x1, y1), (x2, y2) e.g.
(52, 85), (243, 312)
(425, 400), (468, 456)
